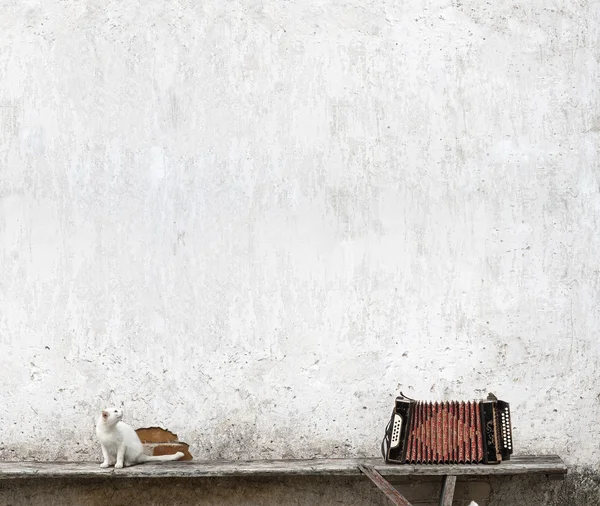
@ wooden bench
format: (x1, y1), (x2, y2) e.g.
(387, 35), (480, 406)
(0, 455), (567, 506)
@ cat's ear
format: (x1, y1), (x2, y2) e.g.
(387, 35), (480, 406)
(102, 411), (109, 419)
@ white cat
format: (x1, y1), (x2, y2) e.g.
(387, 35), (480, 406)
(468, 502), (480, 506)
(95, 407), (184, 468)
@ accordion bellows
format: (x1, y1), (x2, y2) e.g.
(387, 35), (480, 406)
(383, 393), (513, 465)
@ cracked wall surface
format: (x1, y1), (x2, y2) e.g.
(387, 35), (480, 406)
(135, 427), (193, 460)
(1, 0), (599, 504)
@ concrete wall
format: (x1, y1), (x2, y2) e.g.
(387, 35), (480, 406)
(1, 0), (599, 503)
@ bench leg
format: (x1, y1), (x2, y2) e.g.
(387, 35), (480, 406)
(358, 465), (413, 506)
(439, 475), (457, 506)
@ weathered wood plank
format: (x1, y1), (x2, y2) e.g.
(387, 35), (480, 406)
(0, 456), (567, 481)
(359, 464), (413, 506)
(379, 455), (567, 477)
(438, 475), (457, 506)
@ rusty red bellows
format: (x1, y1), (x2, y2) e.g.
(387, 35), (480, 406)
(382, 393), (513, 465)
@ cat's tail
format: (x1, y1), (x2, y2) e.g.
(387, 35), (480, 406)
(140, 452), (185, 463)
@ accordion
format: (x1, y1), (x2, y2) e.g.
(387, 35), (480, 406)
(382, 393), (513, 465)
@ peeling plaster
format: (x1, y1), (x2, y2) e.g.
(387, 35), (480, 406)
(1, 0), (600, 503)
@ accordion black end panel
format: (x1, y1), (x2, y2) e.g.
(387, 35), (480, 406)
(382, 393), (513, 465)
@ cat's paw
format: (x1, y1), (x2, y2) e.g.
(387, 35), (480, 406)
(100, 462), (110, 468)
(114, 462), (124, 469)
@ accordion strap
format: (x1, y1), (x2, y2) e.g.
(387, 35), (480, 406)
(381, 415), (392, 460)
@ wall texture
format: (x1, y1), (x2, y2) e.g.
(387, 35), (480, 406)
(1, 0), (599, 503)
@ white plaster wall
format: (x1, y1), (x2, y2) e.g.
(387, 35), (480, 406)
(0, 0), (599, 468)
